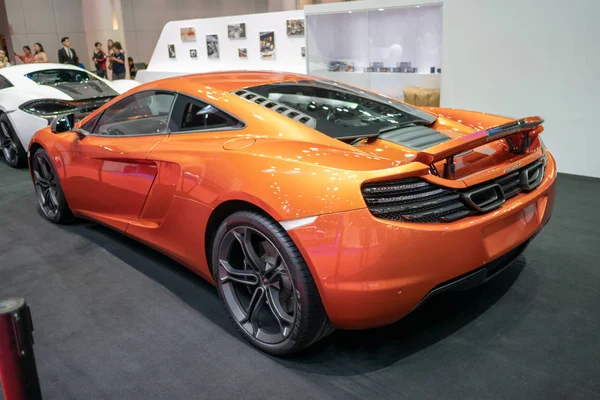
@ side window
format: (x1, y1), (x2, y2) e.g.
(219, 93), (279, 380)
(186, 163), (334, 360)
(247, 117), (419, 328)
(0, 75), (13, 90)
(80, 112), (101, 133)
(92, 91), (175, 136)
(173, 95), (242, 132)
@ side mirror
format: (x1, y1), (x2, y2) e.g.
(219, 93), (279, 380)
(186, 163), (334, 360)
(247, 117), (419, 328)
(50, 114), (75, 133)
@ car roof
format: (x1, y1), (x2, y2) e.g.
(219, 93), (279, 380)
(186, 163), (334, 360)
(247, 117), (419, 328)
(143, 70), (313, 94)
(0, 63), (92, 85)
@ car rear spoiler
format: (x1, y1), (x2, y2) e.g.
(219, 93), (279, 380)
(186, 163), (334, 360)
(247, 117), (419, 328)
(415, 116), (545, 179)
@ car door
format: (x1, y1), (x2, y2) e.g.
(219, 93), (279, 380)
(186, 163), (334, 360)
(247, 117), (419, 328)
(125, 93), (246, 269)
(60, 90), (177, 231)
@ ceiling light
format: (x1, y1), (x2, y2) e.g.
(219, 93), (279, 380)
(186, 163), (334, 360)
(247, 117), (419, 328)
(378, 8), (384, 11)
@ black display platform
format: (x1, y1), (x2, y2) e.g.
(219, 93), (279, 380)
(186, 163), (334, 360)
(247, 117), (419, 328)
(1, 162), (599, 399)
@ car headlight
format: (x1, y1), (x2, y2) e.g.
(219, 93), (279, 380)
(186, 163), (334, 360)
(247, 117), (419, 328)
(19, 99), (78, 123)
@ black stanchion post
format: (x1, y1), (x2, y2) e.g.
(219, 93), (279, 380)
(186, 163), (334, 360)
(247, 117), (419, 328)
(0, 298), (43, 400)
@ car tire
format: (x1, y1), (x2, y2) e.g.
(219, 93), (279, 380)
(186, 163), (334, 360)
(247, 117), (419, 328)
(212, 211), (333, 356)
(0, 113), (27, 168)
(31, 147), (74, 224)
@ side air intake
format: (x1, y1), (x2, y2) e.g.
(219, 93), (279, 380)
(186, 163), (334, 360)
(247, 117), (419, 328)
(233, 89), (317, 129)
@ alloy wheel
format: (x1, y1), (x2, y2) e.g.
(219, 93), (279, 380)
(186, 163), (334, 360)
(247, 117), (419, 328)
(0, 121), (17, 164)
(32, 154), (60, 219)
(217, 226), (298, 344)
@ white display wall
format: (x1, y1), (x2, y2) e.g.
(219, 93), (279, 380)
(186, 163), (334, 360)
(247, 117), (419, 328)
(134, 0), (599, 178)
(306, 4), (442, 100)
(136, 10), (306, 83)
(307, 0), (600, 178)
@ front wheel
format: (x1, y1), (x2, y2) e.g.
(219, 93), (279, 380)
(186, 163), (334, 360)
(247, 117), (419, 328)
(31, 148), (73, 223)
(212, 211), (333, 356)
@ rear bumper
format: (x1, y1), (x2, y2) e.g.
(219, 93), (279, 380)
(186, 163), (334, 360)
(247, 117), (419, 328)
(411, 234), (534, 313)
(289, 153), (557, 330)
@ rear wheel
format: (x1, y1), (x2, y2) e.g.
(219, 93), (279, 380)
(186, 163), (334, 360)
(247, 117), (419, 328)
(0, 113), (26, 168)
(31, 148), (73, 223)
(212, 211), (333, 356)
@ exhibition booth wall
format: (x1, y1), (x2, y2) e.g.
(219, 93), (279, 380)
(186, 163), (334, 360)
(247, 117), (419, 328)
(136, 10), (306, 83)
(139, 0), (598, 178)
(306, 4), (442, 101)
(306, 0), (599, 178)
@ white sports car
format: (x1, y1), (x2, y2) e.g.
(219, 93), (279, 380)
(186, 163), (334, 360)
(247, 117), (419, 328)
(0, 63), (139, 168)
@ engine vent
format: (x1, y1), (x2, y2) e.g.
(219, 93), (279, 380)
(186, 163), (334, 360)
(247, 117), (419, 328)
(233, 89), (317, 128)
(362, 178), (472, 223)
(362, 159), (546, 223)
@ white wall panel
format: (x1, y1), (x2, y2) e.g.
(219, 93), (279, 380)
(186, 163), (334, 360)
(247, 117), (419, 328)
(306, 0), (600, 178)
(4, 0), (86, 65)
(136, 9), (306, 83)
(4, 0), (27, 34)
(268, 0), (296, 12)
(131, 0), (178, 31)
(441, 0), (599, 178)
(122, 0), (273, 63)
(120, 0), (135, 33)
(52, 0), (84, 33)
(123, 30), (138, 62)
(134, 29), (160, 64)
(21, 0), (57, 34)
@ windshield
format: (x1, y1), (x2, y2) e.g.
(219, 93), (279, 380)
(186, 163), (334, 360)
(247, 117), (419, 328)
(25, 69), (98, 85)
(246, 80), (437, 139)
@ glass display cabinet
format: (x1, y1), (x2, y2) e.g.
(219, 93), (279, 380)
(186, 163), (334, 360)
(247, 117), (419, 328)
(305, 3), (442, 101)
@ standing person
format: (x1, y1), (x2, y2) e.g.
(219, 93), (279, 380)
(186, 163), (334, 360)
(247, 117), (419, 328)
(75, 57), (85, 69)
(58, 37), (78, 65)
(106, 39), (114, 80)
(92, 42), (107, 78)
(32, 43), (48, 63)
(14, 46), (34, 64)
(0, 50), (10, 68)
(109, 42), (125, 80)
(127, 57), (137, 79)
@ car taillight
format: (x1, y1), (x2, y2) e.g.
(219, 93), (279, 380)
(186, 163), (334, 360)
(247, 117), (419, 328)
(19, 99), (78, 123)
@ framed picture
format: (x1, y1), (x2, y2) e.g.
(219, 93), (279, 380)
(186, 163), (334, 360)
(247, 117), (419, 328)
(190, 49), (197, 58)
(228, 23), (246, 39)
(180, 27), (196, 42)
(286, 19), (304, 36)
(238, 48), (247, 58)
(206, 34), (219, 59)
(168, 44), (176, 58)
(301, 46), (306, 57)
(259, 31), (275, 59)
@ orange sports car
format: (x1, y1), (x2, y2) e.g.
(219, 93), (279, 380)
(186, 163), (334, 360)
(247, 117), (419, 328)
(28, 71), (556, 355)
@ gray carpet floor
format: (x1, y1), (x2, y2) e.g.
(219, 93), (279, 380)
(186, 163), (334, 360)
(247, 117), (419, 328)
(1, 161), (599, 400)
